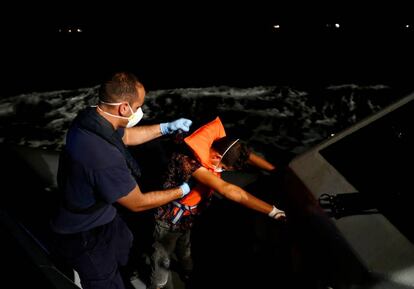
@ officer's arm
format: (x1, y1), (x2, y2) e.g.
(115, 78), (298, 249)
(123, 118), (192, 146)
(117, 184), (182, 212)
(123, 124), (163, 146)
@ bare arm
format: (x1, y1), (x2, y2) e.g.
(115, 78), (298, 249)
(123, 124), (163, 146)
(117, 184), (183, 212)
(247, 152), (276, 171)
(192, 167), (274, 215)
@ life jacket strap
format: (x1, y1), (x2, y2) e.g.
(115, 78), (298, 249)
(171, 201), (198, 224)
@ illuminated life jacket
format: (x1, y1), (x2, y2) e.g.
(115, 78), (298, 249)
(169, 117), (226, 224)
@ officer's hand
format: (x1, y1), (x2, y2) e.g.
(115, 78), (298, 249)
(179, 182), (191, 198)
(160, 118), (193, 135)
(268, 205), (286, 221)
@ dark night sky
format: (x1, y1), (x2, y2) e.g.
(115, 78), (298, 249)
(2, 3), (414, 96)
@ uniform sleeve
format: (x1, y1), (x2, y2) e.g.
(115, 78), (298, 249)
(93, 165), (137, 204)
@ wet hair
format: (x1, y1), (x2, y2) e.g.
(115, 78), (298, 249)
(211, 137), (251, 170)
(99, 72), (143, 103)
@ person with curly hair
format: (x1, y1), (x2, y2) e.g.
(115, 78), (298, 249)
(148, 116), (286, 289)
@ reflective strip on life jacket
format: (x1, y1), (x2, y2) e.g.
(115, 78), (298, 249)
(171, 201), (199, 224)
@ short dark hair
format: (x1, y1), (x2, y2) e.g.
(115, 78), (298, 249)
(212, 137), (250, 170)
(99, 72), (143, 103)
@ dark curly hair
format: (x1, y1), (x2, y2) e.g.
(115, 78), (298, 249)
(211, 137), (251, 170)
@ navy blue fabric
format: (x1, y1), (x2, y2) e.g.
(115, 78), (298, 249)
(51, 108), (137, 234)
(73, 107), (141, 179)
(52, 214), (133, 289)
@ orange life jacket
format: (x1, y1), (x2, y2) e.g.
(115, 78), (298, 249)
(169, 117), (226, 223)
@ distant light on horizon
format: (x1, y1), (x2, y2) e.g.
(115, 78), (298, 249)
(326, 23), (341, 29)
(58, 27), (83, 33)
(405, 24), (410, 28)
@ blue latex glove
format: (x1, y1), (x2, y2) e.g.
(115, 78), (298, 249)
(179, 182), (191, 197)
(160, 118), (192, 135)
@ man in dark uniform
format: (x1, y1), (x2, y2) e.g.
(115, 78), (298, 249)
(51, 72), (193, 289)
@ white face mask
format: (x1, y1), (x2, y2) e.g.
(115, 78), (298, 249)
(210, 138), (240, 173)
(212, 165), (224, 173)
(125, 106), (143, 128)
(97, 101), (144, 128)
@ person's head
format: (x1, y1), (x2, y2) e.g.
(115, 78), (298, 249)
(210, 137), (250, 171)
(97, 72), (146, 128)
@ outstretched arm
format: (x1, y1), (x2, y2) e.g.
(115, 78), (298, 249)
(192, 167), (285, 219)
(247, 152), (276, 171)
